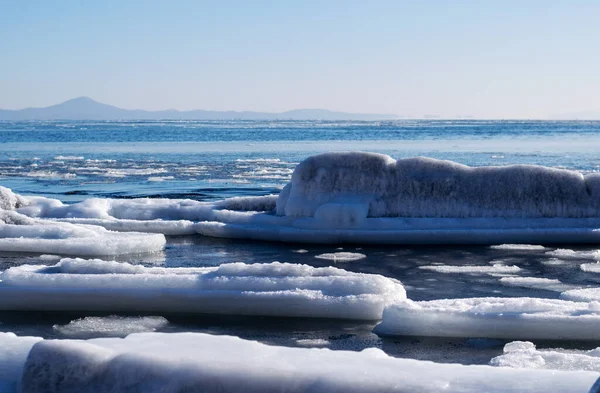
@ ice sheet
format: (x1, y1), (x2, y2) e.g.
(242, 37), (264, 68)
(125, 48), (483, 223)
(375, 297), (600, 340)
(13, 332), (599, 393)
(500, 277), (577, 292)
(0, 259), (405, 320)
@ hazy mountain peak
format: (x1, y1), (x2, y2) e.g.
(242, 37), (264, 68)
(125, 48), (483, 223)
(0, 98), (398, 121)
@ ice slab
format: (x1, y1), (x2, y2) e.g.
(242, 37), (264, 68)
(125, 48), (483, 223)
(419, 264), (521, 274)
(491, 341), (600, 372)
(53, 316), (169, 338)
(314, 251), (366, 262)
(0, 259), (405, 320)
(0, 332), (42, 393)
(490, 244), (547, 251)
(13, 332), (598, 393)
(0, 210), (165, 256)
(582, 263), (600, 273)
(561, 288), (600, 302)
(375, 297), (600, 340)
(500, 277), (577, 292)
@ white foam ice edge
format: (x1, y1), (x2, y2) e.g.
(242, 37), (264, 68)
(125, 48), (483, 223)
(1, 332), (598, 393)
(0, 259), (406, 320)
(6, 152), (600, 244)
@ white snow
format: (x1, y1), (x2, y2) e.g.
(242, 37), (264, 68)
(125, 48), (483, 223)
(7, 332), (596, 393)
(499, 277), (577, 292)
(0, 333), (42, 393)
(53, 316), (169, 338)
(419, 264), (521, 274)
(314, 252), (366, 262)
(490, 244), (546, 251)
(491, 341), (600, 372)
(0, 210), (165, 256)
(0, 259), (405, 320)
(375, 297), (600, 340)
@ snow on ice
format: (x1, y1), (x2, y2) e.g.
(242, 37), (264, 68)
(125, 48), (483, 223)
(0, 332), (595, 393)
(374, 297), (600, 340)
(491, 341), (600, 373)
(5, 153), (600, 244)
(0, 259), (406, 320)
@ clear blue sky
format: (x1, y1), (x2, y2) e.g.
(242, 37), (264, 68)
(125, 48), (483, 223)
(1, 0), (599, 118)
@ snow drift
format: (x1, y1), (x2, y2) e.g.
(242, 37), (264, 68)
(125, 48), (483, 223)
(0, 259), (405, 320)
(6, 332), (597, 393)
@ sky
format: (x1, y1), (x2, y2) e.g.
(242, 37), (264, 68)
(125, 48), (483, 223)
(1, 0), (599, 118)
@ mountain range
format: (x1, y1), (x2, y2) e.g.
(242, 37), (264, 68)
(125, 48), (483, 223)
(0, 97), (398, 121)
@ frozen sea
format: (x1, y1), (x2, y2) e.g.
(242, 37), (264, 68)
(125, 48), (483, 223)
(3, 119), (600, 365)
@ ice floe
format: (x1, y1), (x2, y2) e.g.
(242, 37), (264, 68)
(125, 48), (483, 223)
(582, 263), (600, 273)
(0, 259), (405, 320)
(375, 297), (600, 340)
(419, 264), (521, 274)
(0, 210), (165, 256)
(547, 249), (600, 260)
(3, 332), (595, 393)
(0, 333), (43, 393)
(491, 341), (600, 372)
(561, 288), (600, 302)
(7, 152), (600, 244)
(499, 277), (577, 292)
(53, 316), (169, 338)
(314, 251), (366, 262)
(490, 244), (547, 251)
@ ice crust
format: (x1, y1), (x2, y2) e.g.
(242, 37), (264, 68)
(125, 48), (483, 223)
(491, 341), (600, 372)
(375, 297), (600, 340)
(0, 259), (406, 320)
(11, 332), (599, 393)
(0, 210), (165, 256)
(5, 152), (600, 244)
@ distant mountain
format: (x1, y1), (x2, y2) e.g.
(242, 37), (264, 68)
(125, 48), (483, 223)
(0, 97), (398, 121)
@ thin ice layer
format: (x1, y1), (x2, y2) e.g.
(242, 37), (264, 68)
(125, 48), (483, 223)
(16, 332), (599, 393)
(374, 297), (600, 340)
(491, 341), (600, 372)
(0, 259), (405, 320)
(0, 210), (165, 256)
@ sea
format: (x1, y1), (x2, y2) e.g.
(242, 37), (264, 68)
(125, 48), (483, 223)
(2, 119), (600, 364)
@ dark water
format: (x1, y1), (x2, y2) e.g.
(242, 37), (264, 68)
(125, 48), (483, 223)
(2, 120), (600, 364)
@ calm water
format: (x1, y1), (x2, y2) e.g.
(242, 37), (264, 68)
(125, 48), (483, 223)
(2, 120), (600, 364)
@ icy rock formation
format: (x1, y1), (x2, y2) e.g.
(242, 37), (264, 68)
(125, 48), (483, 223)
(277, 152), (600, 219)
(0, 259), (405, 320)
(7, 332), (597, 393)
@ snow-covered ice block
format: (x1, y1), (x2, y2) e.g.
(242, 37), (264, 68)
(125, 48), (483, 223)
(500, 277), (577, 292)
(0, 332), (42, 393)
(15, 332), (599, 393)
(561, 288), (600, 302)
(375, 297), (600, 340)
(278, 152), (600, 219)
(0, 259), (405, 320)
(491, 341), (600, 372)
(0, 210), (165, 256)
